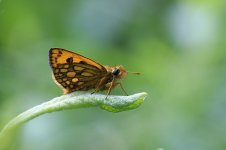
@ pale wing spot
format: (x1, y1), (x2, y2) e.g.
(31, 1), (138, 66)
(54, 69), (59, 73)
(66, 81), (70, 85)
(67, 72), (76, 77)
(52, 49), (59, 53)
(63, 78), (67, 81)
(60, 69), (68, 72)
(74, 66), (84, 71)
(62, 83), (66, 86)
(84, 69), (98, 75)
(77, 82), (84, 85)
(58, 79), (62, 82)
(70, 85), (74, 88)
(81, 72), (93, 77)
(51, 53), (58, 58)
(64, 64), (69, 68)
(72, 78), (79, 82)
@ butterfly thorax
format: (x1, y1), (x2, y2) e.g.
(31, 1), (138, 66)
(98, 65), (126, 90)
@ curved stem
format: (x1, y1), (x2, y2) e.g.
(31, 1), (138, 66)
(0, 92), (148, 139)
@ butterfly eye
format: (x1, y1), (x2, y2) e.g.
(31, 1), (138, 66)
(112, 69), (120, 76)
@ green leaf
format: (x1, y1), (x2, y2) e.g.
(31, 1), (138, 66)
(0, 92), (148, 139)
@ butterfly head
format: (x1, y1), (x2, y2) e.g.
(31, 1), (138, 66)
(111, 65), (127, 79)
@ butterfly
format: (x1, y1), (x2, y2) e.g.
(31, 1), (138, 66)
(49, 48), (140, 98)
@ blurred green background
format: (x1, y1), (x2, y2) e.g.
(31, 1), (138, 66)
(0, 0), (226, 150)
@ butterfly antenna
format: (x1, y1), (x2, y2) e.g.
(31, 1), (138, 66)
(127, 71), (141, 75)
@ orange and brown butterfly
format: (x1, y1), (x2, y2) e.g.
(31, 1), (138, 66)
(49, 48), (140, 98)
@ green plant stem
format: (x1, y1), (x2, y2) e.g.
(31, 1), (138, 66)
(0, 92), (148, 139)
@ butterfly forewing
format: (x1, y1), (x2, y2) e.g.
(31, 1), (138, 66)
(49, 48), (105, 70)
(49, 48), (108, 94)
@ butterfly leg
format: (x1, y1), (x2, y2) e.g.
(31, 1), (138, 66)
(118, 82), (128, 96)
(91, 89), (99, 94)
(91, 77), (107, 94)
(105, 81), (114, 99)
